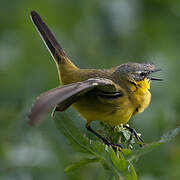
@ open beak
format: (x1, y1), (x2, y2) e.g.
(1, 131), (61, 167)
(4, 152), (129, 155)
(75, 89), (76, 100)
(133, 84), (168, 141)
(148, 77), (163, 81)
(148, 69), (163, 81)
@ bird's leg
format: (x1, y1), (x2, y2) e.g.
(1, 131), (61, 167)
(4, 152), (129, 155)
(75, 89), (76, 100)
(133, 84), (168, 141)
(86, 124), (122, 150)
(86, 124), (112, 146)
(123, 125), (145, 146)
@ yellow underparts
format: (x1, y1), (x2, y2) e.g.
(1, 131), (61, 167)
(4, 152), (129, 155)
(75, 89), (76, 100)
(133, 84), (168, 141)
(72, 78), (151, 127)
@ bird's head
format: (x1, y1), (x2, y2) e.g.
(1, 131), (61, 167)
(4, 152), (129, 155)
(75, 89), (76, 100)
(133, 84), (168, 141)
(113, 62), (162, 88)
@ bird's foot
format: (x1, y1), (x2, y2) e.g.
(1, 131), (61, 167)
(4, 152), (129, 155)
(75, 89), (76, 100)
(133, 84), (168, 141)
(86, 124), (122, 151)
(123, 125), (145, 147)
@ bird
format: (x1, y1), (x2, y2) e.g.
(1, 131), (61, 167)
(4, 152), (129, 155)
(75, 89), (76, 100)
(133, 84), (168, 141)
(28, 11), (162, 148)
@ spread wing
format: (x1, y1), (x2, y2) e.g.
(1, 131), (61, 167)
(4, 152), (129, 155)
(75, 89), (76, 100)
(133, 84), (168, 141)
(28, 78), (120, 125)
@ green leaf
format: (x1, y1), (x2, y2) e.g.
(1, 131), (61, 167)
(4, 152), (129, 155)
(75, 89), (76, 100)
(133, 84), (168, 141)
(126, 126), (180, 162)
(65, 157), (100, 172)
(127, 142), (162, 161)
(54, 113), (93, 154)
(110, 150), (137, 180)
(160, 126), (180, 143)
(125, 164), (137, 180)
(54, 112), (137, 180)
(54, 112), (180, 180)
(94, 145), (137, 180)
(110, 150), (127, 173)
(109, 176), (116, 180)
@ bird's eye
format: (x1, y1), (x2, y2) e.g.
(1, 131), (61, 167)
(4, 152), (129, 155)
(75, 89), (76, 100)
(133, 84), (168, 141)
(140, 72), (145, 76)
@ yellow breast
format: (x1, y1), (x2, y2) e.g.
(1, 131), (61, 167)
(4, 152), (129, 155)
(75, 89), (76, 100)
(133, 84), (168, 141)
(72, 93), (135, 127)
(72, 78), (151, 127)
(131, 79), (151, 115)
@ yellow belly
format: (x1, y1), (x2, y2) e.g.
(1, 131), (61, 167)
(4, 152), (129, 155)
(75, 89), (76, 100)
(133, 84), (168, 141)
(72, 93), (134, 126)
(72, 86), (151, 126)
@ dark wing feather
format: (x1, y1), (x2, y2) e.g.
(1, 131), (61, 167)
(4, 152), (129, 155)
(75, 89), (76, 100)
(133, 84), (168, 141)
(28, 78), (118, 125)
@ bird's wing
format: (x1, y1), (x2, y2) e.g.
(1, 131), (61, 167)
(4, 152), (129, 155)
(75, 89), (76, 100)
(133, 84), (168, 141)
(28, 78), (119, 125)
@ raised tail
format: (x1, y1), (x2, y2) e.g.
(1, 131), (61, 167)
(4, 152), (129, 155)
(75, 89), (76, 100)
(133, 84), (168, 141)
(30, 11), (77, 72)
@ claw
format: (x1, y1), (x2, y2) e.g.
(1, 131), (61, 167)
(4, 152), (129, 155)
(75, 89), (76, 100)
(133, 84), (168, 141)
(123, 125), (145, 147)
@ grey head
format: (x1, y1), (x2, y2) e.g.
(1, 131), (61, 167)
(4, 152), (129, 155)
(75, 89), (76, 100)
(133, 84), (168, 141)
(113, 62), (162, 82)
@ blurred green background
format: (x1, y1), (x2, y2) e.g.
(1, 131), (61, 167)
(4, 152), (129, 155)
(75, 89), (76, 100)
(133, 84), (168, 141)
(1, 0), (180, 179)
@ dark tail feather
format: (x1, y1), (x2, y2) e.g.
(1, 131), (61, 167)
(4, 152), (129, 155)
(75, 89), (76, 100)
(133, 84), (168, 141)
(30, 11), (66, 64)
